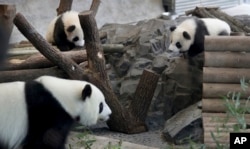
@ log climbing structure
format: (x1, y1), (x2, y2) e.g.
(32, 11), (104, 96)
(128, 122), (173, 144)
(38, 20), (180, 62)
(202, 36), (250, 148)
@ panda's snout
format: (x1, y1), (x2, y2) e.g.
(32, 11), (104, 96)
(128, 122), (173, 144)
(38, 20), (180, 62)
(75, 40), (85, 47)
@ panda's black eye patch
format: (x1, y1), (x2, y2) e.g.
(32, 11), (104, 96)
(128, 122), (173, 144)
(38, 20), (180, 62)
(73, 37), (79, 42)
(99, 102), (103, 113)
(176, 42), (182, 48)
(67, 25), (76, 32)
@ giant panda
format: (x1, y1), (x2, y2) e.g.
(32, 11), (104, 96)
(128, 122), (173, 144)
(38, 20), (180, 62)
(169, 17), (231, 57)
(0, 76), (112, 149)
(46, 11), (84, 51)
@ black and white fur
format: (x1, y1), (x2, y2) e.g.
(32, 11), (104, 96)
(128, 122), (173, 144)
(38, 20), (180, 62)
(169, 18), (231, 57)
(0, 76), (111, 149)
(46, 11), (84, 51)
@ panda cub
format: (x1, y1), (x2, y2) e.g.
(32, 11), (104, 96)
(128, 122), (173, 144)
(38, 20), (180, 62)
(169, 17), (231, 57)
(0, 76), (111, 149)
(46, 11), (84, 51)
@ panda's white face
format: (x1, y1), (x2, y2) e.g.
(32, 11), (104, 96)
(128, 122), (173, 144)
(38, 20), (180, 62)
(63, 11), (85, 47)
(78, 83), (112, 126)
(36, 76), (112, 126)
(66, 25), (85, 47)
(169, 26), (193, 53)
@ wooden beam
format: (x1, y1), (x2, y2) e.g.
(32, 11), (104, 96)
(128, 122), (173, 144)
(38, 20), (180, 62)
(203, 83), (250, 98)
(204, 52), (250, 68)
(203, 67), (250, 83)
(205, 36), (250, 52)
(202, 98), (250, 113)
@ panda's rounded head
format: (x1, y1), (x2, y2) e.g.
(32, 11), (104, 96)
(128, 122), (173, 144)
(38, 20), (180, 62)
(168, 19), (196, 53)
(169, 26), (192, 53)
(36, 76), (112, 126)
(62, 11), (85, 47)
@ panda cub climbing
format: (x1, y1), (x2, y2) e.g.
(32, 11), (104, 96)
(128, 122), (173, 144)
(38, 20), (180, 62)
(0, 76), (111, 149)
(46, 11), (84, 51)
(169, 18), (231, 57)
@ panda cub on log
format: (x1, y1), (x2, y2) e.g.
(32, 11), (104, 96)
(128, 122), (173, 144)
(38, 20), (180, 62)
(169, 18), (231, 57)
(0, 76), (111, 149)
(46, 11), (84, 51)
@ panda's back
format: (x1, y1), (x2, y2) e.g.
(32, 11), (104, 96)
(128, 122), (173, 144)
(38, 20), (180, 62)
(201, 18), (231, 36)
(0, 82), (28, 149)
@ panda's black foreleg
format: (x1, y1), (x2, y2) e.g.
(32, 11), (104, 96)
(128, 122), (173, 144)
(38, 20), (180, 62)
(22, 129), (67, 149)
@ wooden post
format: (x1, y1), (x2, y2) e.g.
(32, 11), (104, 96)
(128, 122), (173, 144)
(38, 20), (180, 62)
(130, 69), (159, 122)
(56, 0), (73, 15)
(89, 0), (101, 17)
(0, 5), (16, 39)
(0, 5), (16, 66)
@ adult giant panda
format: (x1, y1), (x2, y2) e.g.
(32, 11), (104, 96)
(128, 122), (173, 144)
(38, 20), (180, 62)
(46, 11), (84, 51)
(0, 76), (111, 149)
(169, 17), (231, 57)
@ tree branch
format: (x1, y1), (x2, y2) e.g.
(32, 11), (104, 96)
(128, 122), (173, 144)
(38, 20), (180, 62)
(89, 0), (101, 17)
(56, 0), (73, 15)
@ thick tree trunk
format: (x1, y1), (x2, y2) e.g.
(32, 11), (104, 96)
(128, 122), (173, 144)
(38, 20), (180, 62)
(79, 11), (148, 133)
(129, 69), (159, 122)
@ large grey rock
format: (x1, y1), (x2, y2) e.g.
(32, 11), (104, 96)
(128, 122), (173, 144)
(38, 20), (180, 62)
(159, 53), (203, 120)
(126, 58), (152, 78)
(120, 79), (139, 95)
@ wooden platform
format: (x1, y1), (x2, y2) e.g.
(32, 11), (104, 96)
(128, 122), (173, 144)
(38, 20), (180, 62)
(202, 36), (250, 148)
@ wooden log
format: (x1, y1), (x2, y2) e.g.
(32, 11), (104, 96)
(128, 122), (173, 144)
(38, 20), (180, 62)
(205, 36), (250, 52)
(89, 0), (100, 17)
(203, 113), (250, 148)
(0, 5), (16, 66)
(204, 52), (250, 68)
(102, 44), (125, 53)
(202, 98), (250, 113)
(203, 83), (250, 98)
(56, 0), (73, 15)
(0, 5), (16, 39)
(163, 102), (201, 142)
(4, 50), (87, 70)
(129, 69), (159, 122)
(79, 11), (108, 84)
(203, 67), (250, 83)
(185, 7), (215, 18)
(0, 67), (67, 82)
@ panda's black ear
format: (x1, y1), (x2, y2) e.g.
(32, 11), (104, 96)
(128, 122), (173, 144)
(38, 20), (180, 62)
(170, 26), (176, 32)
(183, 31), (191, 40)
(82, 84), (92, 100)
(67, 25), (76, 32)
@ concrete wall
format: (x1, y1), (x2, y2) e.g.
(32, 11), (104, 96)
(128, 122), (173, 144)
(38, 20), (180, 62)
(9, 0), (164, 43)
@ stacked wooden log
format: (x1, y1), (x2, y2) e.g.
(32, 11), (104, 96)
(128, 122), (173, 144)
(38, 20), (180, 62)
(202, 36), (250, 148)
